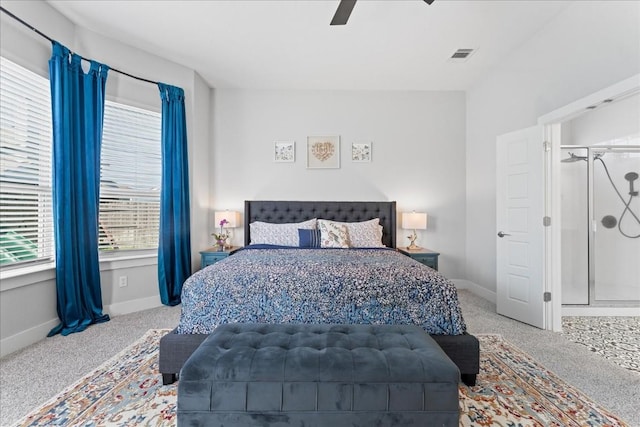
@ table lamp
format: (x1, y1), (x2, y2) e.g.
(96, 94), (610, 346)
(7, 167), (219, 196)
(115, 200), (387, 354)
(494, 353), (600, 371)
(402, 212), (427, 250)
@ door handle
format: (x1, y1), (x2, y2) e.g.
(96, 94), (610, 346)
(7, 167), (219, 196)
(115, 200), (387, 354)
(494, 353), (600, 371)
(497, 231), (511, 238)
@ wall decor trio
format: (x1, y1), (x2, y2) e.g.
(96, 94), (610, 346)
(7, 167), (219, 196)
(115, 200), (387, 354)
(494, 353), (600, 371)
(274, 136), (372, 168)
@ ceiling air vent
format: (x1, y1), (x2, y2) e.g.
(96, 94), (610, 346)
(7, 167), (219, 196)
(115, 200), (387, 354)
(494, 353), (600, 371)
(449, 48), (476, 62)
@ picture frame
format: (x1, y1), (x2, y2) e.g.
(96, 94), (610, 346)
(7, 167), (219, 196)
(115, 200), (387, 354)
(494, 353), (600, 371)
(274, 141), (295, 162)
(307, 136), (340, 169)
(352, 142), (372, 162)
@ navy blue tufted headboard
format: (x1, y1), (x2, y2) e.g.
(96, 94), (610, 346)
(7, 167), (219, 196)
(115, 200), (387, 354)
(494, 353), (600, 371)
(244, 200), (397, 248)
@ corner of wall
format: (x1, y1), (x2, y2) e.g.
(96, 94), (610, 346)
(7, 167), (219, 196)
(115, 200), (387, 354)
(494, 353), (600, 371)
(451, 279), (496, 304)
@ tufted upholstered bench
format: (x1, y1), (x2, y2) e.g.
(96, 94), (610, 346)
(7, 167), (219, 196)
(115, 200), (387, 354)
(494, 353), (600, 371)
(177, 323), (460, 427)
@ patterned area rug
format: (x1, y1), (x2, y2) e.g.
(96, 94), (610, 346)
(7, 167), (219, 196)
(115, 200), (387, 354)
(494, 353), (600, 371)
(562, 316), (640, 373)
(14, 329), (628, 427)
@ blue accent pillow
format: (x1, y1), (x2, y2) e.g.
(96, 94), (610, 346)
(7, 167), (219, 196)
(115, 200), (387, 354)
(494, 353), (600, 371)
(298, 229), (321, 248)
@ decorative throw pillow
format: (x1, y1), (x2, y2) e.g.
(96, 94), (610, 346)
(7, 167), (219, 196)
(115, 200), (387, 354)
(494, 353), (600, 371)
(318, 218), (385, 248)
(250, 219), (317, 246)
(298, 229), (321, 248)
(318, 220), (349, 248)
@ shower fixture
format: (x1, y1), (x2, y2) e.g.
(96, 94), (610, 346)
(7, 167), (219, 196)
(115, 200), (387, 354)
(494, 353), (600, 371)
(599, 162), (639, 239)
(596, 160), (638, 238)
(561, 152), (586, 162)
(561, 152), (603, 162)
(625, 171), (638, 196)
(562, 151), (639, 238)
(601, 215), (618, 229)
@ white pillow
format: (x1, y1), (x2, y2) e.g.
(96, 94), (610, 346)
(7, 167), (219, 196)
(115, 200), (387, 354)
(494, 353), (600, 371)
(250, 218), (317, 246)
(318, 220), (349, 248)
(318, 218), (385, 248)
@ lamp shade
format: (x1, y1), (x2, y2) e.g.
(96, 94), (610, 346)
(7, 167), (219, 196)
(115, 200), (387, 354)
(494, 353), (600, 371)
(214, 210), (239, 228)
(402, 212), (427, 230)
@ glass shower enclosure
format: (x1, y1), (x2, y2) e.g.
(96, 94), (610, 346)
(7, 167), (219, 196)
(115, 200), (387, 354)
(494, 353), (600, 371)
(561, 145), (640, 306)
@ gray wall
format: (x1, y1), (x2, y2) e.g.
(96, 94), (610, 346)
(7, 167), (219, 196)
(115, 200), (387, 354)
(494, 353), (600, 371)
(465, 1), (640, 299)
(210, 89), (467, 278)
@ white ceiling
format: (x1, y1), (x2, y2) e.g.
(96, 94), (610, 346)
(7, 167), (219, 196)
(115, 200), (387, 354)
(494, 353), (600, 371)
(47, 0), (571, 91)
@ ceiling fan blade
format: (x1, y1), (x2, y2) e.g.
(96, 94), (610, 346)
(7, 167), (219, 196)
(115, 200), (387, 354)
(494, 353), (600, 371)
(330, 0), (357, 26)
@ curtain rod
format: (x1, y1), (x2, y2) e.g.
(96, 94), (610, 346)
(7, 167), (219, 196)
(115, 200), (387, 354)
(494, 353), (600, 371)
(0, 6), (159, 86)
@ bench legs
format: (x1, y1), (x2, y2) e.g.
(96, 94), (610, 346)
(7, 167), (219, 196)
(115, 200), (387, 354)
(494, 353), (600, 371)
(159, 329), (208, 386)
(430, 333), (479, 387)
(162, 373), (177, 385)
(461, 373), (476, 386)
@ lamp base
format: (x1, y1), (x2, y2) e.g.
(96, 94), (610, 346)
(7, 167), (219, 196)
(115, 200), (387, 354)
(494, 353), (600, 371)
(406, 231), (421, 251)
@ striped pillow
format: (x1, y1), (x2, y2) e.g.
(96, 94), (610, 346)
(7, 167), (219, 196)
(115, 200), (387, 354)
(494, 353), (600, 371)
(298, 229), (321, 248)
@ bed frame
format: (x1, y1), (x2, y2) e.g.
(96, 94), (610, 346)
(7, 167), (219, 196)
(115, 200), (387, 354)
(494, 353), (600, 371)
(159, 200), (479, 386)
(244, 200), (397, 248)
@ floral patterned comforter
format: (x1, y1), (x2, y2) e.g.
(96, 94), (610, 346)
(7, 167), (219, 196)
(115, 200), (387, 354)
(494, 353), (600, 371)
(176, 247), (467, 335)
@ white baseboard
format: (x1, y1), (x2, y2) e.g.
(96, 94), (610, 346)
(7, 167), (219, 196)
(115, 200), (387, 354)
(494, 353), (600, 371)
(0, 318), (59, 358)
(451, 280), (639, 316)
(0, 295), (164, 358)
(104, 295), (163, 317)
(452, 279), (496, 304)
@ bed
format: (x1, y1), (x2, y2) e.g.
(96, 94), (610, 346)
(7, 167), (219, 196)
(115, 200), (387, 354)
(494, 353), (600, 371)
(159, 200), (479, 385)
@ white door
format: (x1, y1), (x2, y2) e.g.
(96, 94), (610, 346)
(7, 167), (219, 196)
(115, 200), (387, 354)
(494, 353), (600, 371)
(496, 126), (546, 329)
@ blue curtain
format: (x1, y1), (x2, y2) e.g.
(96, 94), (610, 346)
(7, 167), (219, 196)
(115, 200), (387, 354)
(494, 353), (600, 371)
(158, 83), (191, 306)
(48, 41), (110, 336)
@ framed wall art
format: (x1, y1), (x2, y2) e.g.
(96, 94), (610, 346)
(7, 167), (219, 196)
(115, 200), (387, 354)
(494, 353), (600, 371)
(274, 141), (295, 162)
(307, 136), (340, 169)
(352, 142), (372, 162)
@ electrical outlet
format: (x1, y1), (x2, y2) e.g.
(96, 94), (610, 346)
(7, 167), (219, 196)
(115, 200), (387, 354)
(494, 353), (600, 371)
(118, 276), (128, 287)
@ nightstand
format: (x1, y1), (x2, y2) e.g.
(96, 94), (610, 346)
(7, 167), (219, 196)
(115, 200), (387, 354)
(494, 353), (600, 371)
(200, 246), (241, 269)
(397, 247), (440, 271)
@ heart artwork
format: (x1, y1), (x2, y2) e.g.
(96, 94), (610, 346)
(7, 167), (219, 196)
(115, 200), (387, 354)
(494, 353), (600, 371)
(311, 141), (335, 162)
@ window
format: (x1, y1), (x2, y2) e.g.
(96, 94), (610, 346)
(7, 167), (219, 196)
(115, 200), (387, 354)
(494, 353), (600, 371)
(0, 56), (162, 269)
(99, 102), (161, 252)
(0, 57), (54, 267)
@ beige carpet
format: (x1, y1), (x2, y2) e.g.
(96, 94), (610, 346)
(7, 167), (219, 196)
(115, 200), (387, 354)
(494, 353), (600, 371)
(2, 291), (638, 426)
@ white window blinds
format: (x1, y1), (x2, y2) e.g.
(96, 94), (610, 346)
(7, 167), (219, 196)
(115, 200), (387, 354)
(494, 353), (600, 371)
(99, 101), (161, 252)
(0, 57), (54, 267)
(1, 56), (162, 267)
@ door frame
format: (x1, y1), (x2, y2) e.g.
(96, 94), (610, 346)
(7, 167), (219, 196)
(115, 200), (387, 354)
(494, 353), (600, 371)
(537, 73), (640, 332)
